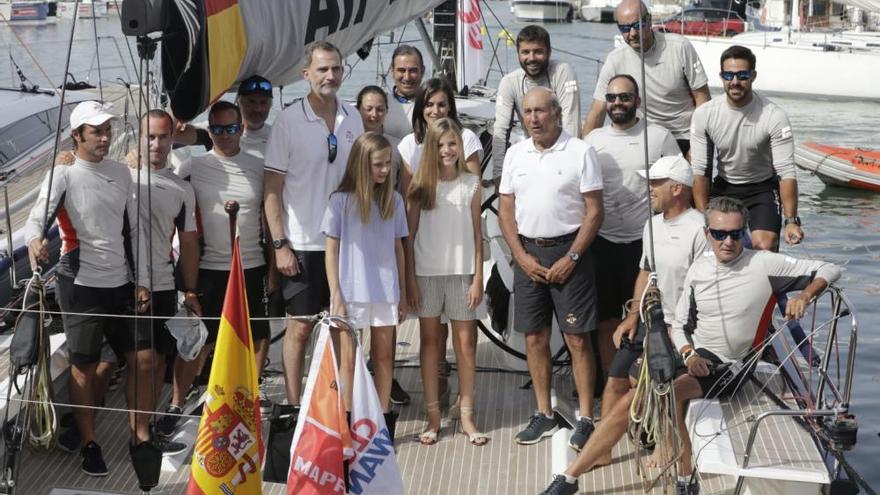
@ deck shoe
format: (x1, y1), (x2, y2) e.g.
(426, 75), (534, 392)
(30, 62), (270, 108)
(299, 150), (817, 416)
(390, 379), (411, 406)
(540, 474), (579, 495)
(155, 404), (183, 438)
(568, 417), (595, 452)
(153, 437), (188, 456)
(57, 424), (81, 453)
(676, 476), (700, 495)
(81, 441), (109, 477)
(514, 412), (558, 445)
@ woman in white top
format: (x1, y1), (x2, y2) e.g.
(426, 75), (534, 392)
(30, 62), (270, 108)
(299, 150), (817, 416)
(405, 118), (487, 446)
(398, 78), (483, 196)
(356, 85), (405, 193)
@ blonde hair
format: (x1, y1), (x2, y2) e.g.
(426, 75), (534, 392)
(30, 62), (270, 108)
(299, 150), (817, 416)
(408, 118), (469, 210)
(334, 132), (395, 224)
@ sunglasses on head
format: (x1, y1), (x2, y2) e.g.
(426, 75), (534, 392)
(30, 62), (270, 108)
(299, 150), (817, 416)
(720, 70), (753, 81)
(208, 123), (241, 135)
(240, 80), (272, 93)
(327, 133), (338, 163)
(605, 92), (635, 103)
(617, 17), (648, 33)
(708, 227), (747, 241)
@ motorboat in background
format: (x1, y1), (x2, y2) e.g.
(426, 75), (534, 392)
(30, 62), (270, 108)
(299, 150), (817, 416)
(0, 1), (50, 22)
(581, 0), (617, 22)
(512, 0), (574, 22)
(56, 0), (107, 19)
(795, 141), (880, 191)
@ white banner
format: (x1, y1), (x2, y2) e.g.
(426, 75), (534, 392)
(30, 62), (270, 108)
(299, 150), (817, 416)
(456, 0), (485, 90)
(346, 347), (404, 495)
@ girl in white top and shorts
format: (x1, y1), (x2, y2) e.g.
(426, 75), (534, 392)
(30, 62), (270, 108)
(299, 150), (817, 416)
(322, 132), (408, 418)
(405, 118), (488, 446)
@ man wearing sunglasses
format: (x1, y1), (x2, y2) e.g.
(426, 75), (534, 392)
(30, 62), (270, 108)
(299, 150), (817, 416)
(691, 45), (801, 253)
(383, 44), (425, 140)
(236, 75), (274, 158)
(492, 25), (581, 185)
(264, 41), (364, 408)
(583, 74), (680, 426)
(584, 0), (711, 157)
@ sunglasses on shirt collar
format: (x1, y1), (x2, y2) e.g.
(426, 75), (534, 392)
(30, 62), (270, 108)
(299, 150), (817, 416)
(208, 123), (242, 135)
(720, 70), (753, 81)
(617, 17), (648, 33)
(707, 227), (748, 241)
(327, 133), (338, 163)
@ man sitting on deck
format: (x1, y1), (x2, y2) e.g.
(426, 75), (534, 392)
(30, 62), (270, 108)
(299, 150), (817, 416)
(541, 195), (841, 495)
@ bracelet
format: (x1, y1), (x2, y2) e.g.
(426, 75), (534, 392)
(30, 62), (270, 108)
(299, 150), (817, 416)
(682, 348), (696, 365)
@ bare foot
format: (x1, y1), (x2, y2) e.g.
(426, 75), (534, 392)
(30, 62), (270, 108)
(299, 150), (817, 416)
(644, 446), (674, 469)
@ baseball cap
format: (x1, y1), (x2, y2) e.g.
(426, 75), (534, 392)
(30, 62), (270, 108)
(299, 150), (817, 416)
(237, 75), (273, 97)
(636, 154), (693, 187)
(69, 101), (116, 129)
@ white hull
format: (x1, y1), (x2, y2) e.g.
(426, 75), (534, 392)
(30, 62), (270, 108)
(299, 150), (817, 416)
(686, 31), (880, 101)
(580, 5), (614, 22)
(56, 0), (108, 18)
(512, 0), (573, 22)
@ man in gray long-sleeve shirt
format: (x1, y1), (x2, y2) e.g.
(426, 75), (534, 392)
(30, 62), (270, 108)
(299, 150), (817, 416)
(492, 25), (581, 182)
(691, 45), (803, 252)
(667, 196), (839, 494)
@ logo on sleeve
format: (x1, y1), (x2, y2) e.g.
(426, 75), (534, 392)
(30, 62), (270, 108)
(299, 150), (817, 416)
(693, 61), (704, 73)
(780, 126), (793, 140)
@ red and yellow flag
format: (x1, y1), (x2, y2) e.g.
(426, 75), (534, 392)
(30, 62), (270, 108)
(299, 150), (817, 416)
(206, 0), (247, 105)
(187, 238), (263, 495)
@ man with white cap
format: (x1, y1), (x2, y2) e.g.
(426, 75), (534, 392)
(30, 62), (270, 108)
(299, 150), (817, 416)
(25, 101), (155, 476)
(540, 155), (707, 495)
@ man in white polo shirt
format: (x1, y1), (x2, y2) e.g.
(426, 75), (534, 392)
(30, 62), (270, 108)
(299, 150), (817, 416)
(383, 45), (425, 140)
(264, 41), (364, 407)
(584, 0), (710, 156)
(499, 87), (604, 448)
(584, 73), (679, 428)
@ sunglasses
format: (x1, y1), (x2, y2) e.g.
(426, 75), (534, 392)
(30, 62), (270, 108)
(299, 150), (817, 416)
(605, 92), (635, 103)
(208, 123), (241, 135)
(617, 17), (648, 33)
(240, 80), (272, 93)
(720, 70), (753, 81)
(327, 133), (338, 163)
(707, 227), (747, 241)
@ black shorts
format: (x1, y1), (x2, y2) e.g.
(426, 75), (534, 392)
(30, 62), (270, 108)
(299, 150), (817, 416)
(144, 289), (177, 357)
(627, 348), (755, 399)
(711, 177), (781, 234)
(591, 235), (642, 322)
(55, 275), (141, 365)
(676, 139), (691, 156)
(608, 323), (645, 379)
(199, 266), (270, 344)
(281, 250), (330, 317)
(512, 235), (597, 334)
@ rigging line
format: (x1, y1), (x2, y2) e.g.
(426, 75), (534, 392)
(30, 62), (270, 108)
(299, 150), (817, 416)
(0, 9), (58, 93)
(91, 7), (104, 102)
(637, 15), (656, 273)
(40, 0), (83, 239)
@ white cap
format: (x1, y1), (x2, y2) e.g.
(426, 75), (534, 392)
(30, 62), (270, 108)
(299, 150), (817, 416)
(69, 101), (116, 129)
(636, 154), (693, 187)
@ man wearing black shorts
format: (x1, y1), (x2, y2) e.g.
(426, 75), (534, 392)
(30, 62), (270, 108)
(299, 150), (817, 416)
(499, 87), (604, 447)
(691, 45), (804, 251)
(264, 41), (364, 406)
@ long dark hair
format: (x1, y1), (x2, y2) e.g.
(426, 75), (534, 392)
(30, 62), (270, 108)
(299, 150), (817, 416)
(411, 78), (459, 144)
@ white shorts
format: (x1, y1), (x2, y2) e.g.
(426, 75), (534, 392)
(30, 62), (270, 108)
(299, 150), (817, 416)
(345, 302), (398, 329)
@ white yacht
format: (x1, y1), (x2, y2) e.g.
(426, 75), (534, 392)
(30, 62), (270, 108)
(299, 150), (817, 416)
(512, 0), (574, 22)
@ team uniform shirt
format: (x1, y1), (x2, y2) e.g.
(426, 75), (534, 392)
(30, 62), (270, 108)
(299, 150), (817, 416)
(639, 208), (707, 323)
(265, 97), (364, 251)
(24, 158), (140, 288)
(188, 150), (265, 270)
(414, 173), (480, 277)
(586, 120), (680, 243)
(671, 249), (840, 361)
(240, 123), (272, 159)
(499, 131), (603, 238)
(398, 128), (483, 174)
(690, 92), (795, 184)
(130, 167), (198, 291)
(492, 61), (581, 178)
(594, 32), (708, 138)
(384, 89), (416, 140)
(320, 191), (408, 304)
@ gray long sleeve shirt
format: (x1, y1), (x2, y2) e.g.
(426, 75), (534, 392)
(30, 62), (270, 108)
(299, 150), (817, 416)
(492, 60), (581, 179)
(671, 249), (840, 362)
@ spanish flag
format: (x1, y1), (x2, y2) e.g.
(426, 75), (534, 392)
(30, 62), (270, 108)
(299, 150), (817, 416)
(186, 237), (263, 495)
(206, 0), (247, 105)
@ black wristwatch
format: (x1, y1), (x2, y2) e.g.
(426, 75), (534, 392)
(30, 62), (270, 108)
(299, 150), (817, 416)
(784, 216), (802, 226)
(272, 238), (289, 249)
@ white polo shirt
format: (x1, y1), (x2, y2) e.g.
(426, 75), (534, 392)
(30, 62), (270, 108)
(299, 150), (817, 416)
(499, 131), (603, 238)
(264, 96), (364, 251)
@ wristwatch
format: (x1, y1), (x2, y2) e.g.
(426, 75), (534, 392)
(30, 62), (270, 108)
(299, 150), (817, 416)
(784, 216), (802, 226)
(272, 238), (289, 249)
(567, 251), (580, 262)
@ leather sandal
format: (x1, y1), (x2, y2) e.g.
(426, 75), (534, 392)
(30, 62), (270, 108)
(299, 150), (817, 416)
(459, 406), (489, 446)
(419, 401), (441, 446)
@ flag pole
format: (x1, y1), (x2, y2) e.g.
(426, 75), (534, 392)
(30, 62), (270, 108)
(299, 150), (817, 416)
(225, 200), (240, 246)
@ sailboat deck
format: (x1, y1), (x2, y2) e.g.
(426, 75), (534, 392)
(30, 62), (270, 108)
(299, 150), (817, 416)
(6, 318), (825, 494)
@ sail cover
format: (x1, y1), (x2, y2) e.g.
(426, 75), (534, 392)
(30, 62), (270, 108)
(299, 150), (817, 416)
(161, 0), (445, 120)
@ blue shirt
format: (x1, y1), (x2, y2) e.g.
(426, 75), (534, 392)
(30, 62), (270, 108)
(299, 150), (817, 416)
(321, 191), (408, 303)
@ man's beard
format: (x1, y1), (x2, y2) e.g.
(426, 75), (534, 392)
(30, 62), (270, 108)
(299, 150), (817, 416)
(520, 58), (549, 77)
(609, 105), (637, 125)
